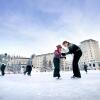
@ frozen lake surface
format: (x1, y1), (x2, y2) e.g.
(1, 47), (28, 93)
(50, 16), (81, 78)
(0, 71), (100, 100)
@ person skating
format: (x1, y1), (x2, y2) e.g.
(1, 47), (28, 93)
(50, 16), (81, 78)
(0, 63), (6, 76)
(53, 45), (62, 79)
(24, 65), (32, 76)
(62, 41), (82, 78)
(84, 63), (88, 74)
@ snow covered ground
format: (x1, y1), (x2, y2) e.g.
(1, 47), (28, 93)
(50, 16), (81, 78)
(0, 70), (100, 100)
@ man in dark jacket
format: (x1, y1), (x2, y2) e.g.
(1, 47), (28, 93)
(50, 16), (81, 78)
(62, 41), (82, 78)
(24, 65), (32, 76)
(0, 64), (6, 76)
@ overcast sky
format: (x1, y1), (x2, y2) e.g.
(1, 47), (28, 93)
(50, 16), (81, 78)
(0, 0), (100, 57)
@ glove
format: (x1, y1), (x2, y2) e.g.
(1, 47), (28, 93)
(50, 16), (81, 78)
(61, 53), (66, 56)
(61, 56), (66, 59)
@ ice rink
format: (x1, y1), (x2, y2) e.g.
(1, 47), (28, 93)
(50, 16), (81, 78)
(0, 71), (100, 100)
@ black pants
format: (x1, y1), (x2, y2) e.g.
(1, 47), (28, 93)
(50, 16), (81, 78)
(24, 70), (31, 75)
(73, 50), (82, 77)
(84, 67), (87, 73)
(1, 70), (5, 76)
(53, 58), (60, 78)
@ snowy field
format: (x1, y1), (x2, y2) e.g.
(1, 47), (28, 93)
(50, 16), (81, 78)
(0, 71), (100, 100)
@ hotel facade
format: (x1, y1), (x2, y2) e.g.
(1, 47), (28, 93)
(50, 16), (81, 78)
(79, 39), (100, 70)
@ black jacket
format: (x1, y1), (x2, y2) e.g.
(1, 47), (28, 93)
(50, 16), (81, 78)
(1, 64), (6, 71)
(67, 44), (81, 54)
(26, 65), (32, 71)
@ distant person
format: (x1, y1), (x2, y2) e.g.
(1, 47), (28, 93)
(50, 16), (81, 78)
(0, 64), (6, 76)
(84, 63), (88, 74)
(24, 65), (32, 76)
(53, 45), (62, 79)
(62, 41), (82, 78)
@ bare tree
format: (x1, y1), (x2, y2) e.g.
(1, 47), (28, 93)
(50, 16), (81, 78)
(47, 60), (53, 71)
(40, 56), (48, 72)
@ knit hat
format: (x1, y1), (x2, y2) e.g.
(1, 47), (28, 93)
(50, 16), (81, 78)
(56, 45), (62, 48)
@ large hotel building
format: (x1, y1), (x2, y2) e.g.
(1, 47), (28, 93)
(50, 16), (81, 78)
(79, 39), (100, 70)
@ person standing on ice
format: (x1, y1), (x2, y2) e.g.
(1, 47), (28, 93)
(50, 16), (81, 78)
(62, 41), (82, 78)
(0, 63), (6, 76)
(53, 45), (62, 79)
(84, 62), (88, 74)
(24, 64), (32, 76)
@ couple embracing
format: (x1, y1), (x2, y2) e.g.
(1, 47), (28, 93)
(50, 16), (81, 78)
(53, 41), (82, 79)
